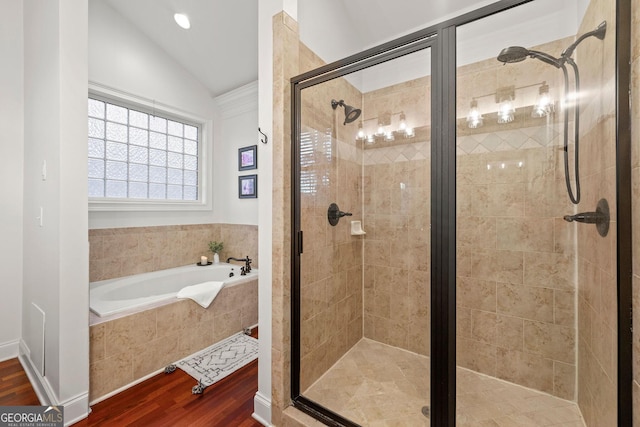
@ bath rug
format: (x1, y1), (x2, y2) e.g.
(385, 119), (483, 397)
(176, 332), (258, 388)
(176, 281), (224, 308)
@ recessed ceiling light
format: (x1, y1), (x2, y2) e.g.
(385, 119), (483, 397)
(174, 13), (191, 30)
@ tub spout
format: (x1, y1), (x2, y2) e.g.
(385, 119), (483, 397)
(227, 256), (252, 273)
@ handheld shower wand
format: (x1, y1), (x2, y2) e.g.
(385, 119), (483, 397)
(496, 21), (607, 205)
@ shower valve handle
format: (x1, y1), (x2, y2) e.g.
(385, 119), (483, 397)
(563, 213), (604, 223)
(327, 203), (352, 226)
(562, 198), (610, 237)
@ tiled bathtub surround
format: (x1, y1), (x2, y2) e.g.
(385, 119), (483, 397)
(89, 279), (258, 402)
(89, 222), (259, 402)
(89, 223), (258, 282)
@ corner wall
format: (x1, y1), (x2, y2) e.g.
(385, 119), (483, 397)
(0, 0), (24, 362)
(22, 0), (90, 422)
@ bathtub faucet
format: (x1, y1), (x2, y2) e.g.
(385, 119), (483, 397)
(227, 256), (252, 273)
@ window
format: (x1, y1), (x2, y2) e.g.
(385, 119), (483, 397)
(88, 97), (200, 202)
(300, 127), (332, 194)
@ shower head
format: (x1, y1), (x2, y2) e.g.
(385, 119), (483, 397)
(496, 46), (529, 63)
(331, 99), (362, 125)
(497, 47), (562, 68)
(497, 21), (606, 69)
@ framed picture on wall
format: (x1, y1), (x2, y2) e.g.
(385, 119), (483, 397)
(239, 174), (258, 199)
(238, 145), (257, 171)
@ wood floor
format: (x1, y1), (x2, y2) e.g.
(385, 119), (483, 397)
(0, 358), (40, 406)
(0, 333), (263, 427)
(74, 360), (262, 427)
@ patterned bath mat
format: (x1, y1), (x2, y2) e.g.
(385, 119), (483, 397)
(176, 332), (258, 390)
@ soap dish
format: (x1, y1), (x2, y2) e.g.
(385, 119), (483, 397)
(350, 220), (366, 235)
(196, 261), (213, 266)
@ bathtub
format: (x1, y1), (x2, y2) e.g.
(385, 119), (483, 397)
(90, 262), (258, 318)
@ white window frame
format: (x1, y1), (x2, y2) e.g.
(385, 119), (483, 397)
(88, 83), (212, 212)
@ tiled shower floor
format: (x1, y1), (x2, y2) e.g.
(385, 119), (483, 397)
(304, 339), (586, 426)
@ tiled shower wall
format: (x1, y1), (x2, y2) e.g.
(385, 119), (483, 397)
(298, 47), (364, 391)
(456, 128), (577, 399)
(575, 0), (619, 425)
(88, 223), (258, 282)
(455, 37), (578, 400)
(362, 76), (431, 357)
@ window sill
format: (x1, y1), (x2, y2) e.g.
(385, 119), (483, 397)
(89, 198), (210, 212)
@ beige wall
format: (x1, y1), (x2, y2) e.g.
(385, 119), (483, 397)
(89, 223), (258, 282)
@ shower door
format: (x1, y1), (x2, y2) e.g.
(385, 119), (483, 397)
(455, 1), (623, 425)
(292, 43), (433, 426)
(291, 1), (631, 426)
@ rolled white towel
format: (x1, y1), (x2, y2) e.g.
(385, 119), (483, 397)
(177, 281), (224, 308)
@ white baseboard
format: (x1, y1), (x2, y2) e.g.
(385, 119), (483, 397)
(19, 340), (49, 405)
(252, 391), (272, 426)
(89, 366), (165, 406)
(19, 340), (90, 426)
(0, 339), (20, 362)
(60, 392), (90, 427)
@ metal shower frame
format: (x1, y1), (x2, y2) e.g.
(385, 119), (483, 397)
(289, 0), (633, 425)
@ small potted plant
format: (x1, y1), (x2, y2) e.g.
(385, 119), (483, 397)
(208, 241), (224, 264)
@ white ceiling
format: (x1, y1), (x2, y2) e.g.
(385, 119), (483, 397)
(104, 0), (258, 97)
(99, 0), (588, 97)
(340, 0), (501, 48)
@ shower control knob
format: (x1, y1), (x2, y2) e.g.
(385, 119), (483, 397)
(562, 198), (610, 237)
(327, 203), (352, 226)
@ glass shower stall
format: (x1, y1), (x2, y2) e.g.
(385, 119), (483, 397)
(290, 1), (631, 425)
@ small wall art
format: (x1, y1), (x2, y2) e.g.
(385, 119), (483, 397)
(238, 145), (257, 171)
(239, 174), (257, 199)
